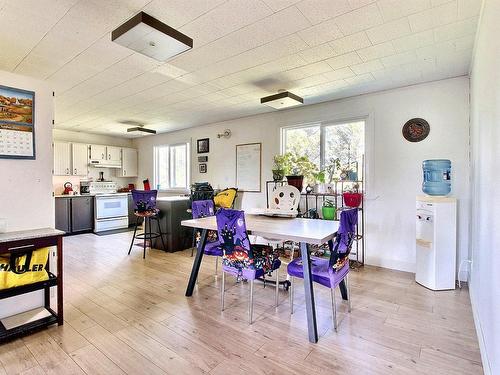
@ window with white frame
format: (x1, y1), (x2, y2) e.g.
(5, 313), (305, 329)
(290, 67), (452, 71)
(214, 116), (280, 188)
(154, 142), (190, 190)
(281, 120), (365, 182)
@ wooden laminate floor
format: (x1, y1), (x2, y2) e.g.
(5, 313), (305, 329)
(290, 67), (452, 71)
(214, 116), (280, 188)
(0, 232), (483, 374)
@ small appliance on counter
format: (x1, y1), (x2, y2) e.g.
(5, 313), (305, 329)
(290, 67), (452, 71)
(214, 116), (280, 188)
(62, 182), (73, 195)
(80, 180), (91, 195)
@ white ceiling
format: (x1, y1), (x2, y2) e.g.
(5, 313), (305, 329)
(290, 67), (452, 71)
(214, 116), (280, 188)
(0, 0), (481, 137)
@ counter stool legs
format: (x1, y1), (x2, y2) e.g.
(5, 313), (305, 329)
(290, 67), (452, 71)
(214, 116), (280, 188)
(156, 217), (167, 251)
(143, 217), (148, 259)
(128, 217), (139, 255)
(221, 271), (225, 311)
(289, 276), (294, 315)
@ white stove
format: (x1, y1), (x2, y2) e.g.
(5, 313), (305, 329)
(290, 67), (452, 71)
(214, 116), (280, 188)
(91, 182), (129, 233)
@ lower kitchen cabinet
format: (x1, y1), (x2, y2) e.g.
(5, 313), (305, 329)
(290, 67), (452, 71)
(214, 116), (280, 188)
(55, 196), (94, 234)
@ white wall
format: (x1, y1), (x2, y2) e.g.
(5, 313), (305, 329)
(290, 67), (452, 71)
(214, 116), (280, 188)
(0, 70), (54, 318)
(469, 0), (500, 373)
(52, 129), (135, 194)
(135, 76), (470, 275)
(0, 71), (54, 231)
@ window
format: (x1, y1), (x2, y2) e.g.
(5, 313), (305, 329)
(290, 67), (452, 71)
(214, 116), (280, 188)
(154, 143), (190, 190)
(282, 120), (365, 182)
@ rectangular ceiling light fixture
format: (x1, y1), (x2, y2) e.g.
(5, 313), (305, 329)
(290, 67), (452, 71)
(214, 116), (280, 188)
(260, 91), (304, 109)
(112, 12), (193, 61)
(127, 127), (157, 135)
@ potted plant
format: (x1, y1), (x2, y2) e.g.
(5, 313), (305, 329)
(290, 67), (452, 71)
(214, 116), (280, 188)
(272, 154), (286, 182)
(282, 152), (318, 193)
(312, 170), (325, 193)
(322, 198), (336, 220)
(343, 185), (363, 207)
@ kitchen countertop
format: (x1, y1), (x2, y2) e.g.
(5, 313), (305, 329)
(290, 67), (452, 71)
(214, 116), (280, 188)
(55, 192), (131, 198)
(0, 228), (65, 243)
(157, 196), (190, 202)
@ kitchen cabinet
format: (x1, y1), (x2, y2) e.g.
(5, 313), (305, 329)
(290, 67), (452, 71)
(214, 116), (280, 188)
(72, 143), (89, 176)
(153, 197), (192, 252)
(55, 196), (94, 234)
(121, 148), (138, 177)
(90, 144), (106, 161)
(53, 142), (71, 176)
(107, 146), (121, 163)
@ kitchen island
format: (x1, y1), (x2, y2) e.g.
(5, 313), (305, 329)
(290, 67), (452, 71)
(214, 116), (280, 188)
(151, 196), (192, 252)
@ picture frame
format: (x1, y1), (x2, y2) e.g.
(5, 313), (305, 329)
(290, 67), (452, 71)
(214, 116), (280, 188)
(197, 138), (209, 153)
(197, 156), (208, 162)
(0, 85), (36, 159)
(199, 163), (207, 173)
(236, 142), (262, 192)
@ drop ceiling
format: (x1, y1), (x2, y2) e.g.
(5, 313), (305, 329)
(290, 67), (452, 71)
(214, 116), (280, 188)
(0, 0), (481, 137)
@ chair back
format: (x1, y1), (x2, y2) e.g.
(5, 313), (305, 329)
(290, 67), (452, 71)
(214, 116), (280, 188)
(269, 185), (300, 211)
(329, 208), (358, 268)
(192, 199), (215, 219)
(215, 209), (251, 256)
(190, 182), (214, 203)
(131, 190), (158, 212)
(214, 188), (238, 209)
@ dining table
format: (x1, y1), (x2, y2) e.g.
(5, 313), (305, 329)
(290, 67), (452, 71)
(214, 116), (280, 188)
(181, 213), (346, 343)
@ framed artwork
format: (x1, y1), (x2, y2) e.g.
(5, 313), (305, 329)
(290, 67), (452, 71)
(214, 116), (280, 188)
(197, 156), (208, 162)
(197, 138), (209, 153)
(402, 118), (430, 142)
(199, 163), (207, 173)
(236, 143), (262, 192)
(0, 85), (35, 159)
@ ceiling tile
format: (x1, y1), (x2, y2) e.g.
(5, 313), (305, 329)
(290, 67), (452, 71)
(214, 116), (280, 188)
(325, 52), (363, 69)
(296, 0), (351, 24)
(347, 0), (377, 9)
(356, 41), (396, 61)
(297, 18), (344, 47)
(381, 50), (417, 67)
(261, 0), (301, 12)
(433, 17), (479, 43)
(329, 31), (372, 56)
(457, 0), (482, 19)
(366, 18), (412, 44)
(299, 44), (337, 63)
(322, 67), (356, 81)
(334, 3), (383, 35)
(391, 30), (435, 52)
(377, 0), (431, 21)
(408, 1), (458, 33)
(351, 59), (384, 74)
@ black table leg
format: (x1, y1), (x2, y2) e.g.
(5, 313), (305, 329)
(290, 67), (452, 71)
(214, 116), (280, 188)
(300, 242), (318, 343)
(339, 280), (348, 300)
(185, 229), (208, 297)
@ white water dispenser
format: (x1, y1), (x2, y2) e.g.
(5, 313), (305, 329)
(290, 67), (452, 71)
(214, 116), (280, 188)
(415, 196), (457, 290)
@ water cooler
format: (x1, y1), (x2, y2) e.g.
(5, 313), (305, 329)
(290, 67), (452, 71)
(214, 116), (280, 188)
(415, 196), (457, 290)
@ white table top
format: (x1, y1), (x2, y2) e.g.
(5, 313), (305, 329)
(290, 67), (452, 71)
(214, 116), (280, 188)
(0, 228), (65, 244)
(181, 214), (338, 245)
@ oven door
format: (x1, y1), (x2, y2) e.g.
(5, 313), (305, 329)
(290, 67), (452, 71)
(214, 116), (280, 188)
(95, 196), (128, 219)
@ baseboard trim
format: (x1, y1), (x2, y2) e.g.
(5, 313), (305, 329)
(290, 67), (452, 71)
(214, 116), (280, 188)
(470, 284), (492, 374)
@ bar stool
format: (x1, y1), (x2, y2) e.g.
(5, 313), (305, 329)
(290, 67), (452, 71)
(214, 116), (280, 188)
(128, 190), (167, 259)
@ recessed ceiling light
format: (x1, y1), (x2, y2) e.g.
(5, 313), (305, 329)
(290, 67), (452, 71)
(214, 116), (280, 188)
(260, 91), (303, 109)
(127, 127), (156, 135)
(111, 12), (193, 61)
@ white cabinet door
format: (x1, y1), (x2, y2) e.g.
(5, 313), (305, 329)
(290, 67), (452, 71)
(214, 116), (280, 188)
(107, 146), (121, 162)
(121, 148), (138, 177)
(90, 144), (106, 160)
(53, 142), (71, 175)
(72, 143), (89, 176)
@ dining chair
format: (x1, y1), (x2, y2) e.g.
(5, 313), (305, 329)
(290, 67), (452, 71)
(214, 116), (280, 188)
(287, 208), (358, 331)
(216, 208), (281, 324)
(191, 200), (223, 275)
(128, 189), (166, 259)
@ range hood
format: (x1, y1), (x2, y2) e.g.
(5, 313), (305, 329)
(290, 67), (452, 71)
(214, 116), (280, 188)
(89, 159), (121, 168)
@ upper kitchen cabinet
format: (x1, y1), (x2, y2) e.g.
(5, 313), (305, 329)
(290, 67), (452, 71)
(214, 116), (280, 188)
(89, 144), (106, 161)
(107, 146), (121, 163)
(53, 142), (71, 175)
(121, 148), (138, 177)
(89, 144), (121, 168)
(72, 143), (89, 176)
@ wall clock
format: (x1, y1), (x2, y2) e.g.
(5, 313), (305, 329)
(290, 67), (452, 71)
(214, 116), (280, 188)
(402, 118), (430, 142)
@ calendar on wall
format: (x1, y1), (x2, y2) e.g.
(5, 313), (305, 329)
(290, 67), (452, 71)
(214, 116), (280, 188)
(0, 85), (35, 159)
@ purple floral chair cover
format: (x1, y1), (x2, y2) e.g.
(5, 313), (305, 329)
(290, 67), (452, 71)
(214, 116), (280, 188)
(216, 208), (280, 279)
(287, 208), (358, 288)
(191, 200), (222, 256)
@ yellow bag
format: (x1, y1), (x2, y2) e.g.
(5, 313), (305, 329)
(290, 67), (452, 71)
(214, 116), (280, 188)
(214, 188), (238, 208)
(0, 247), (51, 290)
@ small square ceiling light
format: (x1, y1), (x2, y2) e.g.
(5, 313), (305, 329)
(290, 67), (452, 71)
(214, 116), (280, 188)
(260, 91), (303, 109)
(112, 12), (193, 61)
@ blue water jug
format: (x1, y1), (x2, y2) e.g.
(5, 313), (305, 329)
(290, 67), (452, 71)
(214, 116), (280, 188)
(422, 159), (451, 196)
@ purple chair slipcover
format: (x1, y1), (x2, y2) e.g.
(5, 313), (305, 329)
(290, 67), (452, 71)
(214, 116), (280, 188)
(287, 208), (358, 331)
(216, 208), (281, 323)
(128, 190), (166, 259)
(192, 200), (222, 257)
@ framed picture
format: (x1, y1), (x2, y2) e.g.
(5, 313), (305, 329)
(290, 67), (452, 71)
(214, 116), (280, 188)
(199, 163), (207, 173)
(236, 143), (262, 192)
(197, 138), (209, 153)
(0, 85), (35, 159)
(197, 156), (208, 162)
